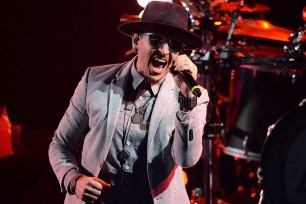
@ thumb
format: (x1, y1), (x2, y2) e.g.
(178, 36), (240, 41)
(93, 177), (111, 188)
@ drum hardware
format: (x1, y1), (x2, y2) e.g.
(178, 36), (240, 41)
(220, 60), (306, 163)
(222, 20), (238, 70)
(220, 127), (262, 161)
(224, 44), (281, 68)
(221, 44), (306, 75)
(234, 44), (285, 58)
(213, 1), (288, 72)
(182, 1), (223, 203)
(211, 0), (271, 13)
(188, 0), (290, 199)
(203, 122), (225, 204)
(283, 10), (306, 58)
(287, 23), (305, 44)
(191, 49), (212, 73)
(223, 0), (245, 46)
(196, 3), (306, 204)
(218, 19), (306, 42)
(179, 0), (206, 30)
(217, 7), (306, 161)
(283, 43), (304, 58)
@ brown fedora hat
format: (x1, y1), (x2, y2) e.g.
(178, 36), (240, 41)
(118, 1), (203, 49)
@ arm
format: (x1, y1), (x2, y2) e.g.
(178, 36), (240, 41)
(49, 67), (111, 203)
(171, 54), (209, 167)
(48, 68), (91, 193)
(172, 87), (209, 167)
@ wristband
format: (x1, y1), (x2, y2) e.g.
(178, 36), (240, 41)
(68, 174), (83, 195)
(178, 92), (197, 110)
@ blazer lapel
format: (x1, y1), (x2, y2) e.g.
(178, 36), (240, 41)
(106, 60), (133, 143)
(147, 74), (176, 150)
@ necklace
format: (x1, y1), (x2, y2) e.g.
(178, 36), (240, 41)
(131, 97), (152, 124)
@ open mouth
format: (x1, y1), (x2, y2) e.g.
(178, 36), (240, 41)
(151, 57), (167, 68)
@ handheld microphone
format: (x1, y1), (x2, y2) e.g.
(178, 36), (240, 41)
(178, 71), (202, 97)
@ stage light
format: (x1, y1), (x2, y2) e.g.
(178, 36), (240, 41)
(137, 0), (173, 8)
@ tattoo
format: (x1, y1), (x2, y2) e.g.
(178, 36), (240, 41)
(177, 77), (184, 87)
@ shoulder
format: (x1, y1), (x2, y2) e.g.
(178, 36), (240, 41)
(89, 61), (128, 76)
(84, 61), (130, 83)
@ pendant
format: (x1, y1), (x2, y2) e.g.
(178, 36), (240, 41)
(131, 112), (143, 124)
(117, 149), (130, 164)
(140, 122), (149, 131)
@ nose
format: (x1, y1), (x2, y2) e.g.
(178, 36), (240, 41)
(158, 43), (170, 54)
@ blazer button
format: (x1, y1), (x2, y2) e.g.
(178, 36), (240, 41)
(189, 129), (193, 141)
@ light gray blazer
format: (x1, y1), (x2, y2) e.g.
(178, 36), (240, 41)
(48, 57), (209, 204)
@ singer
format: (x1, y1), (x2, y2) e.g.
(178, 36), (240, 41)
(49, 1), (209, 204)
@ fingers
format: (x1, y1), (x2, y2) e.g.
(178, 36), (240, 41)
(75, 176), (110, 203)
(93, 177), (111, 188)
(82, 191), (100, 203)
(77, 184), (101, 203)
(171, 55), (199, 97)
(173, 54), (196, 75)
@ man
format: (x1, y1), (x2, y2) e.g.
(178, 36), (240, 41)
(49, 1), (209, 203)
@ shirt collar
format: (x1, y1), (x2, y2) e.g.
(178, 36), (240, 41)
(131, 62), (166, 96)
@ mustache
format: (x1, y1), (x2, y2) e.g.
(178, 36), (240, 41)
(151, 50), (166, 58)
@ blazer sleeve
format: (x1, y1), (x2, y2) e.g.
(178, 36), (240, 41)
(48, 67), (91, 192)
(172, 87), (209, 167)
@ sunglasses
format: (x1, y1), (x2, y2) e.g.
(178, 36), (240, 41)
(141, 33), (185, 53)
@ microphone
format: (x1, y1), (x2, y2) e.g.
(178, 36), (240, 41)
(178, 71), (202, 97)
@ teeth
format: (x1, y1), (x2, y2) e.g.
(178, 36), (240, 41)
(154, 57), (166, 64)
(153, 58), (167, 68)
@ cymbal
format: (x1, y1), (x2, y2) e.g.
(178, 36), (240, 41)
(213, 1), (271, 12)
(218, 19), (306, 42)
(120, 14), (140, 22)
(240, 4), (271, 12)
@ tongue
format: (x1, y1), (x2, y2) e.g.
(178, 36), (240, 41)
(151, 59), (165, 68)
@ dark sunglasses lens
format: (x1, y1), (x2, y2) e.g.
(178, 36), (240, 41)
(147, 34), (184, 53)
(148, 34), (165, 49)
(169, 40), (184, 53)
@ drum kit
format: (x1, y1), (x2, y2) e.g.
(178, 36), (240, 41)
(177, 0), (306, 160)
(120, 0), (306, 203)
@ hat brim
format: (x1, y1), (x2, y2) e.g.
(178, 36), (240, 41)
(118, 21), (203, 50)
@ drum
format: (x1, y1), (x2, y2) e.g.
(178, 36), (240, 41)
(221, 60), (306, 161)
(261, 100), (306, 204)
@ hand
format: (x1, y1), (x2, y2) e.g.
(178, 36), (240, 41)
(75, 175), (111, 203)
(171, 54), (198, 97)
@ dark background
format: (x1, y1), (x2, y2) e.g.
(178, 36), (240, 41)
(0, 0), (305, 203)
(1, 0), (143, 131)
(1, 0), (305, 131)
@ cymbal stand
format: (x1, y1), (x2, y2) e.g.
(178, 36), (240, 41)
(190, 1), (222, 203)
(220, 0), (243, 61)
(200, 1), (246, 203)
(225, 1), (243, 45)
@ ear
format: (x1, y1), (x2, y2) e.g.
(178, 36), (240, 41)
(132, 33), (139, 45)
(132, 33), (139, 53)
